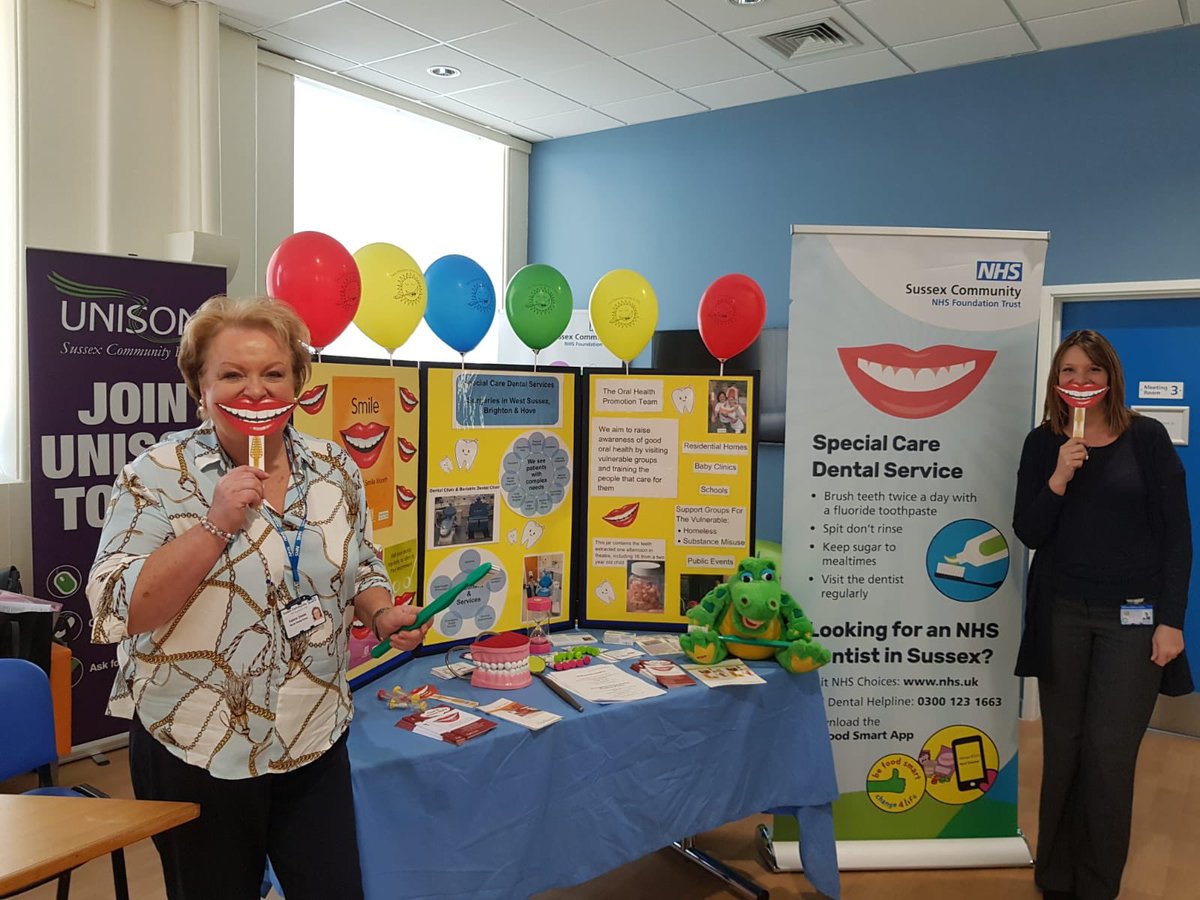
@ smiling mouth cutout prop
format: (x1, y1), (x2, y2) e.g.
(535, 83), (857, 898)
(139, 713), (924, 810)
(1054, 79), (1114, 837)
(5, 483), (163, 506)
(215, 398), (296, 469)
(1055, 383), (1109, 439)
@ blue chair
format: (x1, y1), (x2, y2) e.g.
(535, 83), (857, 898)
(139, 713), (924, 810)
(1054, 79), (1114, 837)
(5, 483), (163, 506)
(0, 657), (121, 899)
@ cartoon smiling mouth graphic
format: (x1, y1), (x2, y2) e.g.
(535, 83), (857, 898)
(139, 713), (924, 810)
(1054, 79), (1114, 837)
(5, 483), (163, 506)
(396, 436), (417, 462)
(602, 502), (640, 528)
(339, 422), (389, 470)
(1054, 383), (1109, 409)
(297, 384), (328, 415)
(215, 398), (296, 436)
(395, 484), (415, 510)
(398, 386), (418, 413)
(837, 344), (996, 419)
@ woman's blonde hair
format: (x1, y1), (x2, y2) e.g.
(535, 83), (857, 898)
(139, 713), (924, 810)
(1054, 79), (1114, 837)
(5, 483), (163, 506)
(1042, 329), (1132, 436)
(177, 296), (312, 406)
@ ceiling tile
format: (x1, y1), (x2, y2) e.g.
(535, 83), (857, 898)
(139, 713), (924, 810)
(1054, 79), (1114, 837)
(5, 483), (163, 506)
(532, 58), (666, 106)
(667, 0), (837, 33)
(505, 0), (604, 16)
(549, 0), (712, 56)
(215, 1), (335, 29)
(448, 79), (583, 119)
(681, 72), (802, 109)
(1190, 0), (1200, 23)
(256, 34), (359, 73)
(268, 4), (434, 64)
(341, 65), (446, 102)
(218, 13), (261, 34)
(724, 9), (882, 68)
(452, 17), (606, 75)
(504, 122), (554, 143)
(1025, 0), (1183, 49)
(894, 23), (1036, 71)
(371, 46), (516, 92)
(354, 0), (531, 41)
(1009, 0), (1131, 18)
(426, 95), (519, 129)
(596, 91), (707, 125)
(519, 107), (624, 138)
(780, 48), (911, 91)
(845, 0), (1016, 45)
(620, 35), (766, 89)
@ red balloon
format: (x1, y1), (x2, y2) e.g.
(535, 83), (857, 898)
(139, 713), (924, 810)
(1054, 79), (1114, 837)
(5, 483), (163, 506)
(266, 231), (361, 349)
(697, 274), (766, 362)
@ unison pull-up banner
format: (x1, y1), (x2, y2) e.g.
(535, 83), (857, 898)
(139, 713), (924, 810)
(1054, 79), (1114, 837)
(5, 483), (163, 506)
(775, 226), (1046, 868)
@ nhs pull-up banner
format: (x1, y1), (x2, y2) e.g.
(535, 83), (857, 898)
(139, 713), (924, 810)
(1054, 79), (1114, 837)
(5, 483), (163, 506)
(779, 226), (1046, 869)
(27, 248), (225, 746)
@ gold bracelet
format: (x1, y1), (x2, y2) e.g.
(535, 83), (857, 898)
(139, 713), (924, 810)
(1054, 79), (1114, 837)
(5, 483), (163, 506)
(199, 517), (236, 544)
(371, 606), (391, 642)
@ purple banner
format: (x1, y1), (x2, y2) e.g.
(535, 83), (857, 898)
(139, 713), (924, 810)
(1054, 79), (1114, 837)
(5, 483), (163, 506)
(26, 248), (226, 746)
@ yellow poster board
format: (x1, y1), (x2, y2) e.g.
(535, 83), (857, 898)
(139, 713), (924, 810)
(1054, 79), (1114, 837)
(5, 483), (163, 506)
(422, 366), (577, 645)
(297, 359), (421, 679)
(581, 372), (757, 626)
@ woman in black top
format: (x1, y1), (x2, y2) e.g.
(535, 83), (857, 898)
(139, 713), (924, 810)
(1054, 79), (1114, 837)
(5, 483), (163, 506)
(1013, 330), (1191, 900)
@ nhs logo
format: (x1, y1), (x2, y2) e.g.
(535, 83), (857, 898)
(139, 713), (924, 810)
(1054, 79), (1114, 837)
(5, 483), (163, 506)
(976, 260), (1023, 281)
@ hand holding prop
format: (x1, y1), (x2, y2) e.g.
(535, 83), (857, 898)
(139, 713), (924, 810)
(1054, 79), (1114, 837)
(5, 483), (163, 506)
(1054, 383), (1108, 440)
(370, 562), (493, 659)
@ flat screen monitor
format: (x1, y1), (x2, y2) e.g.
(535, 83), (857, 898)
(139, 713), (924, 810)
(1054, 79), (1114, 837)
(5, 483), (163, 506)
(650, 327), (787, 444)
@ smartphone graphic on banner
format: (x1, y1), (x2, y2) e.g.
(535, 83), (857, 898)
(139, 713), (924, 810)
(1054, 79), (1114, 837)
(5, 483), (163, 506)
(952, 735), (987, 791)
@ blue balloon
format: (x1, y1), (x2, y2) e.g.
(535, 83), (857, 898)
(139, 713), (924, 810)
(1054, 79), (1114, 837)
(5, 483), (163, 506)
(424, 255), (496, 353)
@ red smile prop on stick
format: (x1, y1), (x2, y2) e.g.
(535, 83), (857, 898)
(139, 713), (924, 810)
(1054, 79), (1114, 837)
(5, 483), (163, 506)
(1054, 382), (1109, 439)
(215, 398), (296, 469)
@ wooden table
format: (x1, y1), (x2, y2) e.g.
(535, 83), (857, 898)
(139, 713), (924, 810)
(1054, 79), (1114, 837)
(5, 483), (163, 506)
(0, 794), (199, 898)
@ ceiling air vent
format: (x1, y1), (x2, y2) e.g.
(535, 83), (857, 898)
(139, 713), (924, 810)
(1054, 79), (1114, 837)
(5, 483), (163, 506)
(758, 21), (859, 60)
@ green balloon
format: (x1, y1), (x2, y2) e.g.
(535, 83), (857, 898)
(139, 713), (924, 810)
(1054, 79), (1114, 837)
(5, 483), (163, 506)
(504, 264), (573, 352)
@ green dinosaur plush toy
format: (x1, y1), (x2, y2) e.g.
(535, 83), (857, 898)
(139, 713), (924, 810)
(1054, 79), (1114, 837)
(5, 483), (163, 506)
(680, 557), (832, 673)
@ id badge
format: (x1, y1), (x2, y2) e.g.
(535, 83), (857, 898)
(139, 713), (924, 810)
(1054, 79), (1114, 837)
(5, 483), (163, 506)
(281, 595), (325, 638)
(1119, 600), (1154, 627)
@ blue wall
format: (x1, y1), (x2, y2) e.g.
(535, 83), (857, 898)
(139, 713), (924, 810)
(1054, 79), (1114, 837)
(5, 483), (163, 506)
(528, 25), (1200, 540)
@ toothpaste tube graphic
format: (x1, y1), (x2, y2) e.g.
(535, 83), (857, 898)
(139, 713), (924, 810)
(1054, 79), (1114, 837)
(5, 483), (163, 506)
(398, 386), (418, 413)
(339, 422), (390, 470)
(396, 484), (416, 510)
(837, 344), (995, 419)
(602, 502), (640, 528)
(297, 384), (328, 415)
(215, 398), (296, 437)
(396, 436), (417, 463)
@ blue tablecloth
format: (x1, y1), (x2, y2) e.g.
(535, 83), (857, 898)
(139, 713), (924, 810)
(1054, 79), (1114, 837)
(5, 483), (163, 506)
(347, 639), (840, 899)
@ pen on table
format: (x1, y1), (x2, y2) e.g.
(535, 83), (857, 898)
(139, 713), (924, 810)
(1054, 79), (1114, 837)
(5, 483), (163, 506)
(529, 656), (584, 712)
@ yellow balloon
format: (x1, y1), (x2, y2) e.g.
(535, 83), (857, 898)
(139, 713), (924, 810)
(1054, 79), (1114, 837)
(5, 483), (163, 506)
(352, 243), (427, 353)
(588, 269), (658, 363)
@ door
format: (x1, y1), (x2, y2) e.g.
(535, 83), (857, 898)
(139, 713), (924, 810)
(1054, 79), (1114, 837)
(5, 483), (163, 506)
(1062, 296), (1200, 734)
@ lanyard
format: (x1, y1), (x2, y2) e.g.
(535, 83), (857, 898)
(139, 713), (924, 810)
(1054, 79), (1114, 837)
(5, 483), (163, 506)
(260, 437), (308, 593)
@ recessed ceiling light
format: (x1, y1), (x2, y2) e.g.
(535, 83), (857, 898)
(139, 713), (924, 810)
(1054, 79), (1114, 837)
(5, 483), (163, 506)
(427, 65), (461, 78)
(728, 0), (765, 6)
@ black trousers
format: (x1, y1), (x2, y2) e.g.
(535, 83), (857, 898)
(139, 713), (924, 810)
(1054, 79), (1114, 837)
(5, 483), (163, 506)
(129, 715), (364, 900)
(1036, 595), (1163, 900)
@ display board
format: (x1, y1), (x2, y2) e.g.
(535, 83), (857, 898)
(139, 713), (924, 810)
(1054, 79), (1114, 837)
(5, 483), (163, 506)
(580, 371), (758, 628)
(296, 358), (421, 681)
(25, 248), (226, 746)
(419, 366), (578, 646)
(776, 224), (1046, 868)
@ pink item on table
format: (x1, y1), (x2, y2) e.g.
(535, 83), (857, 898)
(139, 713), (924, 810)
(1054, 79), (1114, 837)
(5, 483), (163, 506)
(470, 631), (532, 690)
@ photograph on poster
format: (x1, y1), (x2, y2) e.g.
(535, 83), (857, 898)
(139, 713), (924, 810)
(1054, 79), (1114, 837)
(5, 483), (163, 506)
(429, 491), (499, 547)
(522, 552), (563, 618)
(678, 572), (723, 615)
(708, 380), (748, 434)
(625, 560), (665, 613)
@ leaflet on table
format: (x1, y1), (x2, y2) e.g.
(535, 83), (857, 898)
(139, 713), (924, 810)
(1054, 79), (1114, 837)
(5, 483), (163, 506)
(546, 663), (666, 703)
(298, 359), (421, 682)
(635, 634), (684, 656)
(480, 698), (562, 730)
(631, 658), (695, 688)
(421, 366), (577, 648)
(395, 705), (497, 745)
(581, 372), (757, 628)
(682, 659), (766, 687)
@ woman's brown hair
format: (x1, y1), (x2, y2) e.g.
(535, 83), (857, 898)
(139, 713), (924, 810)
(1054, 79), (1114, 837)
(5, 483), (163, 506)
(1042, 329), (1133, 436)
(177, 296), (312, 409)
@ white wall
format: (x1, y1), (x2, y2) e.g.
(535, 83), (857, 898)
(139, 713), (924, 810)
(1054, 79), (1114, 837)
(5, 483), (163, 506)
(1, 0), (270, 583)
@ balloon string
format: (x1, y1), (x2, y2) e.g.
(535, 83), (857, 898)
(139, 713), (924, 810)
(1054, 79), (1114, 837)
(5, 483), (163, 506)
(719, 360), (725, 377)
(389, 351), (394, 367)
(533, 350), (538, 373)
(460, 353), (466, 371)
(624, 361), (629, 375)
